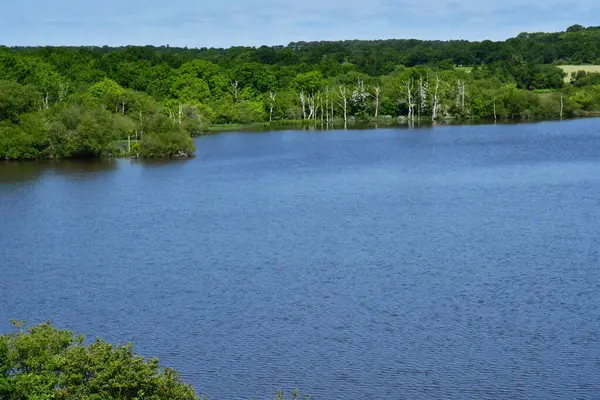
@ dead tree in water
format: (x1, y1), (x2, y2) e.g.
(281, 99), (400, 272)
(402, 78), (416, 122)
(330, 87), (335, 122)
(318, 92), (324, 122)
(372, 85), (380, 118)
(307, 93), (315, 120)
(269, 91), (276, 122)
(325, 87), (330, 124)
(418, 75), (429, 121)
(300, 91), (307, 120)
(431, 76), (441, 121)
(338, 85), (349, 127)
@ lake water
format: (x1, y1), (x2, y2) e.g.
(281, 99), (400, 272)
(2, 120), (600, 399)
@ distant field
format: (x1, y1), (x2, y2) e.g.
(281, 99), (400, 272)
(558, 65), (600, 82)
(455, 65), (600, 83)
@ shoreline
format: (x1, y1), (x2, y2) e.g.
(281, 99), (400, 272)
(2, 116), (598, 163)
(206, 114), (600, 133)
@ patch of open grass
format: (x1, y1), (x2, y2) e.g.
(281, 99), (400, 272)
(208, 123), (264, 132)
(557, 65), (600, 82)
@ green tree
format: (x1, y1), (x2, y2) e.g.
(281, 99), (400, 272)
(139, 114), (195, 158)
(0, 81), (41, 123)
(170, 75), (211, 104)
(291, 71), (323, 94)
(48, 106), (121, 158)
(567, 24), (585, 33)
(87, 78), (126, 112)
(0, 321), (198, 400)
(0, 112), (49, 160)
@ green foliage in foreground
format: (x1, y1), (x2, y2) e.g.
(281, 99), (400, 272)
(0, 322), (307, 400)
(0, 321), (199, 400)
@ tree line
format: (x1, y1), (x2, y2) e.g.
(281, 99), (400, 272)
(2, 24), (600, 160)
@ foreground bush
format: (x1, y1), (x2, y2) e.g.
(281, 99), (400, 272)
(0, 322), (309, 400)
(0, 321), (199, 400)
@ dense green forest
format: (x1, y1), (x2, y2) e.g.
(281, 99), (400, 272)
(2, 24), (600, 160)
(0, 321), (304, 400)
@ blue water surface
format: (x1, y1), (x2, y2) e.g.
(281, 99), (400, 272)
(1, 120), (600, 399)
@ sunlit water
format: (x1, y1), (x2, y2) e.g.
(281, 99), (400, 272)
(2, 120), (600, 399)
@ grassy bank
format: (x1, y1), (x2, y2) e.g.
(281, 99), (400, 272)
(208, 123), (265, 133)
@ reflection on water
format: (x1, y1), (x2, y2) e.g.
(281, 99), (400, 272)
(0, 157), (198, 184)
(218, 117), (572, 133)
(0, 161), (48, 184)
(0, 159), (118, 184)
(133, 158), (193, 169)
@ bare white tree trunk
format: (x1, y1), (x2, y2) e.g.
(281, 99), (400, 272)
(331, 87), (335, 122)
(269, 91), (276, 122)
(373, 86), (380, 117)
(325, 87), (330, 124)
(307, 93), (315, 120)
(300, 91), (306, 120)
(316, 92), (323, 122)
(432, 76), (440, 121)
(404, 78), (415, 122)
(178, 102), (183, 124)
(230, 80), (239, 103)
(417, 78), (422, 121)
(58, 83), (69, 103)
(560, 92), (564, 119)
(343, 94), (347, 127)
(493, 98), (497, 121)
(320, 92), (324, 122)
(456, 80), (461, 109)
(338, 85), (348, 128)
(43, 90), (50, 110)
(419, 75), (429, 120)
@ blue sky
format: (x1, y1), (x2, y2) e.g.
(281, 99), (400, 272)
(2, 0), (599, 47)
